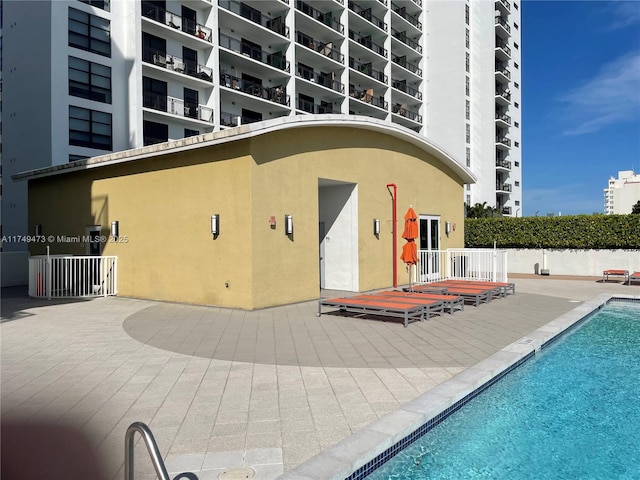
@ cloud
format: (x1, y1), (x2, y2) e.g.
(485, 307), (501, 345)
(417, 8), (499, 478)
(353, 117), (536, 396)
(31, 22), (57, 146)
(559, 52), (640, 135)
(608, 1), (640, 30)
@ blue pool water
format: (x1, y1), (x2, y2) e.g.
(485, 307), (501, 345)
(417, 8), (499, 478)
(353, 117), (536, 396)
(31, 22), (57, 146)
(365, 301), (640, 480)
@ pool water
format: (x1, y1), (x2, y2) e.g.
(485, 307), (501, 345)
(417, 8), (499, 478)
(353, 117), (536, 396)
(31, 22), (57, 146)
(365, 301), (640, 480)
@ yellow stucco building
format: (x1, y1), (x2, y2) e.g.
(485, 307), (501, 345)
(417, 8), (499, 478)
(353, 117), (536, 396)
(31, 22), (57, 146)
(20, 116), (475, 309)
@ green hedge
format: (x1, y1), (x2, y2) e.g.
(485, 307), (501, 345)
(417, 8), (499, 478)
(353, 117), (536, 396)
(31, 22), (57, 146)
(465, 215), (640, 249)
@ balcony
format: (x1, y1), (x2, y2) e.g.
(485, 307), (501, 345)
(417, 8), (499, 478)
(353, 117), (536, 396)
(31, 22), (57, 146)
(349, 57), (388, 83)
(502, 206), (512, 215)
(496, 182), (512, 192)
(218, 0), (289, 37)
(391, 28), (422, 53)
(143, 93), (214, 122)
(296, 1), (344, 34)
(495, 87), (511, 105)
(496, 158), (512, 170)
(141, 4), (213, 42)
(392, 54), (421, 76)
(495, 39), (511, 59)
(495, 62), (511, 81)
(391, 2), (422, 29)
(495, 15), (511, 36)
(348, 1), (387, 31)
(296, 31), (344, 63)
(495, 112), (511, 127)
(392, 103), (421, 122)
(349, 85), (388, 110)
(143, 49), (213, 82)
(296, 64), (345, 93)
(220, 111), (240, 127)
(219, 33), (290, 72)
(349, 30), (387, 57)
(496, 135), (512, 147)
(392, 79), (422, 99)
(496, 0), (511, 13)
(219, 72), (290, 106)
(297, 97), (341, 114)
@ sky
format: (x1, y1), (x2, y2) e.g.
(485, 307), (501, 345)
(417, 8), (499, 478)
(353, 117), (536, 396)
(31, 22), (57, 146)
(521, 0), (640, 216)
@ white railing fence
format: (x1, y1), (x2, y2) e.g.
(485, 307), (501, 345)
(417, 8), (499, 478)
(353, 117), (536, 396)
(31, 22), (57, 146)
(415, 249), (508, 284)
(28, 255), (118, 298)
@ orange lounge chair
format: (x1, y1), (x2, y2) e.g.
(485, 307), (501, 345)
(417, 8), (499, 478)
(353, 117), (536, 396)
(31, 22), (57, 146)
(628, 271), (640, 285)
(602, 269), (629, 283)
(319, 296), (427, 327)
(380, 290), (464, 314)
(434, 280), (514, 297)
(412, 283), (495, 306)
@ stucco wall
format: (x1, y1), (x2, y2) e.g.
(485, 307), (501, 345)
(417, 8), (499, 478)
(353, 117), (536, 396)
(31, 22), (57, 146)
(507, 249), (640, 276)
(29, 124), (468, 309)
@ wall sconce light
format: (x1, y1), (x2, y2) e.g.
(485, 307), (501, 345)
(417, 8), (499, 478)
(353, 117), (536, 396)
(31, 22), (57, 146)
(285, 215), (293, 235)
(373, 218), (380, 236)
(35, 224), (42, 236)
(445, 221), (452, 236)
(111, 221), (119, 239)
(211, 214), (220, 238)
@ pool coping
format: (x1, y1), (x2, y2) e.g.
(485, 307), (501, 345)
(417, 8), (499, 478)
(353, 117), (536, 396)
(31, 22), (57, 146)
(276, 293), (640, 480)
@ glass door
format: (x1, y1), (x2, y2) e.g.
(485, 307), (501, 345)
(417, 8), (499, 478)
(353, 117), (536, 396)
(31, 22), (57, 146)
(419, 215), (440, 281)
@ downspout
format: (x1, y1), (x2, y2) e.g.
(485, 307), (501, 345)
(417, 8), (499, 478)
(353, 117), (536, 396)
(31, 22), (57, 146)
(386, 183), (397, 288)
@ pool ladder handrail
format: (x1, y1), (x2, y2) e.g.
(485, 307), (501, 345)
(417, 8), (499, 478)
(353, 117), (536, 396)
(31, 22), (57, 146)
(125, 421), (198, 480)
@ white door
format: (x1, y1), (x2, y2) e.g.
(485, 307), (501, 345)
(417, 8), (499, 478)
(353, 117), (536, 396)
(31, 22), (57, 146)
(419, 215), (440, 281)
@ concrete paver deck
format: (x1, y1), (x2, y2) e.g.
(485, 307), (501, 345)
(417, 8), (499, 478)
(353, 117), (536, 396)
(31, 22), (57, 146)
(1, 277), (637, 479)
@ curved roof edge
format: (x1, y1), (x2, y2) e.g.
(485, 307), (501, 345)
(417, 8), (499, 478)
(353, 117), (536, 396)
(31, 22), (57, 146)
(13, 115), (477, 184)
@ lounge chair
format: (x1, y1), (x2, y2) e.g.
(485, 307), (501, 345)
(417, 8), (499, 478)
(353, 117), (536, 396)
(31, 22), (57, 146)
(628, 271), (640, 285)
(318, 296), (426, 327)
(380, 290), (464, 314)
(602, 269), (628, 283)
(412, 282), (496, 306)
(436, 280), (515, 297)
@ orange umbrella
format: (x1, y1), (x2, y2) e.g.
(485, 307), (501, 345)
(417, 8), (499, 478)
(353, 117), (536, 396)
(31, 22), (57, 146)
(401, 207), (419, 290)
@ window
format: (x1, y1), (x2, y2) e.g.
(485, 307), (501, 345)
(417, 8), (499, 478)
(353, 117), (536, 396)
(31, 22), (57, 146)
(184, 128), (199, 137)
(514, 82), (519, 89)
(69, 154), (88, 162)
(466, 194), (471, 206)
(465, 100), (470, 120)
(514, 102), (519, 108)
(514, 141), (520, 147)
(466, 147), (471, 167)
(514, 2), (519, 10)
(514, 62), (519, 69)
(514, 121), (519, 128)
(184, 88), (198, 119)
(69, 106), (112, 150)
(466, 124), (470, 143)
(515, 161), (520, 167)
(144, 120), (168, 145)
(143, 76), (167, 111)
(69, 56), (112, 103)
(465, 52), (470, 73)
(466, 184), (470, 191)
(79, 0), (110, 11)
(465, 76), (470, 96)
(68, 7), (111, 57)
(142, 32), (166, 64)
(514, 22), (519, 30)
(241, 108), (262, 124)
(465, 28), (469, 48)
(465, 4), (469, 24)
(515, 181), (520, 187)
(514, 42), (519, 50)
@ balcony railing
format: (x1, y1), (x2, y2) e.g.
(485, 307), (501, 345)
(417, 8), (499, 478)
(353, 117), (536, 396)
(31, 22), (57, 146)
(392, 79), (422, 99)
(502, 206), (512, 215)
(296, 64), (345, 93)
(391, 2), (422, 28)
(219, 33), (290, 72)
(220, 72), (290, 106)
(144, 92), (214, 122)
(495, 63), (511, 78)
(496, 0), (511, 11)
(297, 98), (341, 114)
(496, 182), (512, 192)
(392, 103), (421, 122)
(221, 111), (240, 127)
(391, 28), (422, 53)
(348, 1), (387, 31)
(496, 136), (511, 147)
(496, 158), (512, 170)
(218, 0), (289, 37)
(496, 88), (511, 102)
(143, 49), (214, 82)
(296, 0), (344, 34)
(296, 31), (344, 63)
(349, 30), (387, 57)
(141, 4), (213, 42)
(349, 57), (388, 83)
(495, 112), (511, 124)
(495, 38), (512, 53)
(392, 55), (422, 76)
(349, 85), (388, 109)
(495, 16), (511, 33)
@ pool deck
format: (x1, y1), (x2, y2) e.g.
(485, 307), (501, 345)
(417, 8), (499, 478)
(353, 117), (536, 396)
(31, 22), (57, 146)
(1, 275), (638, 479)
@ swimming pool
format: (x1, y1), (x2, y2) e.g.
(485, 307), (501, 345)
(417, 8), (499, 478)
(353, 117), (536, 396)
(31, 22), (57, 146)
(363, 299), (640, 479)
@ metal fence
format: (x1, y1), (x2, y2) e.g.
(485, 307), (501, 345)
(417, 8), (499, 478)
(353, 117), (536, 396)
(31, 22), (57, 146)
(416, 249), (508, 284)
(28, 255), (118, 298)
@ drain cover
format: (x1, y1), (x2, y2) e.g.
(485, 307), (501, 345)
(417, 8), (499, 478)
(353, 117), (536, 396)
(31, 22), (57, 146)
(218, 467), (256, 480)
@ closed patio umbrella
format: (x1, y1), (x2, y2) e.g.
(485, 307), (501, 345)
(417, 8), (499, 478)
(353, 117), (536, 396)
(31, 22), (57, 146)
(400, 206), (418, 290)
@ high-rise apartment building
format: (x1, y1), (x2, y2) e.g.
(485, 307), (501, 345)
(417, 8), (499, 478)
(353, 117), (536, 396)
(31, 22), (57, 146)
(1, 0), (522, 283)
(604, 170), (640, 215)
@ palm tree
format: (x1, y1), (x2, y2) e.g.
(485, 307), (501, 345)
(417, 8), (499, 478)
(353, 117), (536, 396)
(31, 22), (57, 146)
(465, 202), (501, 218)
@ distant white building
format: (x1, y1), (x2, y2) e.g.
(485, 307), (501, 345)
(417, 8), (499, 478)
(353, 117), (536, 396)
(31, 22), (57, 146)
(604, 170), (640, 214)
